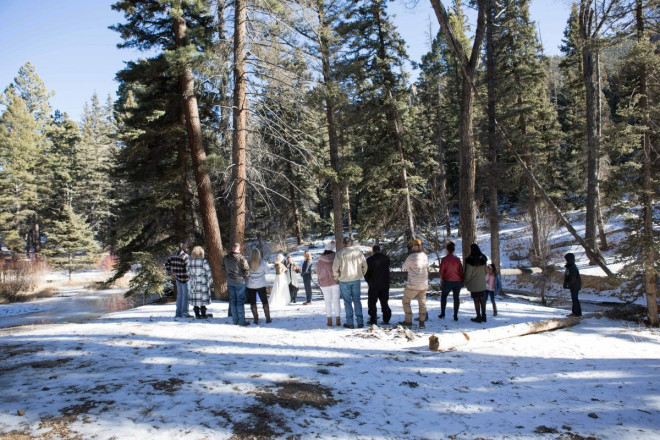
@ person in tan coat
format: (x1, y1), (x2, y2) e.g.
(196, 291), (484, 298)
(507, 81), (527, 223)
(332, 237), (368, 329)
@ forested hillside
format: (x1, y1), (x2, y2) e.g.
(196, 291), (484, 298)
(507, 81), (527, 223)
(0, 1), (657, 322)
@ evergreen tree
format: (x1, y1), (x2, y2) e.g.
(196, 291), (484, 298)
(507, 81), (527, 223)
(42, 205), (99, 280)
(110, 1), (229, 296)
(76, 93), (118, 246)
(339, 0), (417, 243)
(0, 89), (43, 252)
(487, 0), (561, 265)
(0, 63), (56, 254)
(603, 0), (659, 324)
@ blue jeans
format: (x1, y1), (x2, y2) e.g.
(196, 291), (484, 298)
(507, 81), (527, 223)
(339, 280), (363, 325)
(175, 279), (190, 318)
(228, 283), (247, 324)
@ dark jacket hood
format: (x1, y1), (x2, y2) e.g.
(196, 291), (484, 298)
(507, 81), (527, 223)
(564, 253), (576, 265)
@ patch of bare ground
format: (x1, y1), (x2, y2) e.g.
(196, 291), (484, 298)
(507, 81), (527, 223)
(140, 377), (186, 393)
(230, 381), (338, 440)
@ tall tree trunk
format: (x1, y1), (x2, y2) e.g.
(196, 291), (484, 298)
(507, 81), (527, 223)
(288, 164), (303, 245)
(430, 0), (488, 259)
(317, 3), (344, 250)
(216, 2), (232, 154)
(635, 0), (658, 326)
(519, 94), (541, 266)
(177, 110), (190, 237)
(230, 0), (247, 249)
(343, 183), (354, 241)
(173, 13), (227, 299)
(436, 86), (451, 238)
(486, 1), (500, 268)
(432, 0), (614, 277)
(579, 1), (601, 264)
(374, 5), (415, 242)
(594, 5), (608, 251)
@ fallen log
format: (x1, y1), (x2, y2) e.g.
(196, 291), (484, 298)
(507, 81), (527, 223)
(429, 314), (595, 352)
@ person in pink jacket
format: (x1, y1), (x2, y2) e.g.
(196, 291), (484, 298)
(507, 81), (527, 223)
(316, 241), (341, 327)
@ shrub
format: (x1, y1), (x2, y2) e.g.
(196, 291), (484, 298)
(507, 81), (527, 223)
(0, 257), (41, 302)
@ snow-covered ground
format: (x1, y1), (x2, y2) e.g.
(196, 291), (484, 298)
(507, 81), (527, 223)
(1, 290), (659, 439)
(1, 212), (658, 439)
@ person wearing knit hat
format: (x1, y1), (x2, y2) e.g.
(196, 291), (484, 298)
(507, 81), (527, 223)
(399, 239), (429, 329)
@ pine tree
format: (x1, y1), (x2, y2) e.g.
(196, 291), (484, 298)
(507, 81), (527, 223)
(42, 205), (99, 280)
(0, 63), (52, 252)
(111, 0), (228, 297)
(339, 0), (417, 243)
(603, 0), (659, 325)
(487, 0), (562, 265)
(0, 89), (43, 252)
(76, 93), (118, 246)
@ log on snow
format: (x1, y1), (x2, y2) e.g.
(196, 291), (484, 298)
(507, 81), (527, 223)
(429, 315), (590, 352)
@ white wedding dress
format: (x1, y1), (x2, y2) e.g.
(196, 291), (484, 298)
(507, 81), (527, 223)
(269, 272), (291, 308)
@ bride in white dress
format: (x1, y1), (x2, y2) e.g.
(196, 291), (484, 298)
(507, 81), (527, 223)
(269, 254), (290, 308)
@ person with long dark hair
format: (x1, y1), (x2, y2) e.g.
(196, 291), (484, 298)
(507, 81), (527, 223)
(464, 243), (488, 323)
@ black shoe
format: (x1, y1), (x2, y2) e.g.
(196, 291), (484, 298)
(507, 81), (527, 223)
(266, 319), (272, 323)
(398, 321), (412, 328)
(343, 323), (355, 329)
(381, 321), (390, 325)
(453, 315), (458, 321)
(470, 317), (482, 323)
(357, 323), (364, 329)
(438, 313), (445, 319)
(367, 319), (378, 325)
(481, 317), (487, 323)
(238, 322), (250, 326)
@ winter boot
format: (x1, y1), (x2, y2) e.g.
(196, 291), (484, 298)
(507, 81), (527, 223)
(193, 306), (201, 319)
(335, 317), (341, 327)
(251, 303), (259, 324)
(327, 317), (333, 327)
(492, 303), (498, 316)
(200, 306), (208, 319)
(419, 319), (426, 329)
(263, 304), (272, 323)
(480, 297), (487, 323)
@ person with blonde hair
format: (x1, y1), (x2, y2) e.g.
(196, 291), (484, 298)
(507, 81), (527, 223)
(246, 248), (271, 323)
(269, 254), (290, 308)
(189, 246), (213, 319)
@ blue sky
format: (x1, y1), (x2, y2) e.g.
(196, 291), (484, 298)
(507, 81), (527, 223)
(0, 0), (572, 121)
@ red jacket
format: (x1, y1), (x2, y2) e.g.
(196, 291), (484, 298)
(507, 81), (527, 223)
(440, 253), (464, 282)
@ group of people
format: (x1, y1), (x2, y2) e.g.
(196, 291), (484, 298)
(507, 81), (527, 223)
(165, 237), (582, 327)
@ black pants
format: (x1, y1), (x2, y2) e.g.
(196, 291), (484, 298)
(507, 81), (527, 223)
(367, 286), (391, 323)
(570, 287), (582, 316)
(289, 284), (298, 303)
(303, 275), (313, 302)
(441, 281), (462, 317)
(246, 287), (268, 305)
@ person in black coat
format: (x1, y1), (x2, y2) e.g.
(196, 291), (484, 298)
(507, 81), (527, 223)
(364, 245), (392, 325)
(563, 252), (582, 317)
